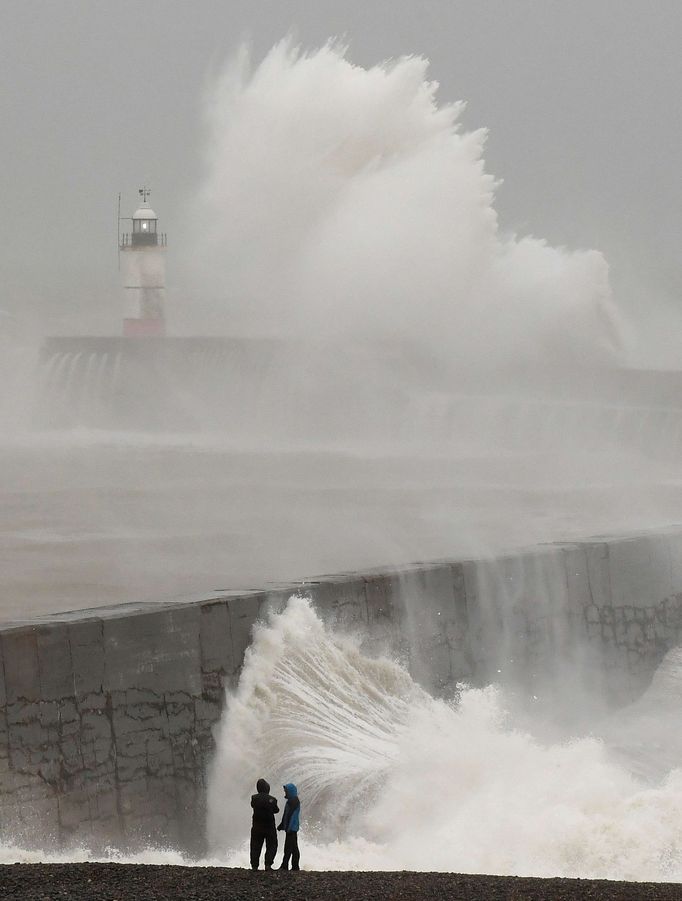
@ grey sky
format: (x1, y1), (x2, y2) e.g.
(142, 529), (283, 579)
(2, 0), (680, 357)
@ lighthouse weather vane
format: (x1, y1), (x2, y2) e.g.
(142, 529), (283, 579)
(139, 186), (151, 204)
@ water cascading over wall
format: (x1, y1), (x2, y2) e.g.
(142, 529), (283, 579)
(34, 334), (682, 460)
(0, 527), (680, 855)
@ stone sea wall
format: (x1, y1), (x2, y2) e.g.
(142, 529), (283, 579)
(0, 528), (681, 854)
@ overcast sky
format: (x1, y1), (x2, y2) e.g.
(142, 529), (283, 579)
(2, 1), (680, 357)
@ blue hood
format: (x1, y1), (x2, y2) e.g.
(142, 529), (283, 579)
(281, 782), (300, 832)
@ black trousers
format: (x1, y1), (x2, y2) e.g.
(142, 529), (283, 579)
(250, 827), (277, 869)
(281, 831), (300, 869)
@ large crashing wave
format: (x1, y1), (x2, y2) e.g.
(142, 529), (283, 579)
(186, 40), (623, 370)
(209, 597), (682, 880)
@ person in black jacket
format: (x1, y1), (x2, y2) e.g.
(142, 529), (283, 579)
(250, 778), (279, 870)
(277, 782), (301, 870)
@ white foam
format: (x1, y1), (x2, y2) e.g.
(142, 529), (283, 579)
(208, 597), (682, 880)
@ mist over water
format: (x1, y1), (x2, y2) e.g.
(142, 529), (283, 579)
(0, 41), (672, 621)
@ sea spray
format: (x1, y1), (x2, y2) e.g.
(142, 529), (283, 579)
(207, 594), (423, 848)
(209, 596), (682, 880)
(186, 40), (623, 372)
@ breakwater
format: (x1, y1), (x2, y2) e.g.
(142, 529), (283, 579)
(36, 336), (682, 454)
(0, 527), (681, 855)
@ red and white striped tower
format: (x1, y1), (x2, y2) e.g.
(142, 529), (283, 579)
(120, 188), (166, 337)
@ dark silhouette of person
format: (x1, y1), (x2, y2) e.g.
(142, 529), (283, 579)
(277, 782), (301, 870)
(250, 778), (279, 870)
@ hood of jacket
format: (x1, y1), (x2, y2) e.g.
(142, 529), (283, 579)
(256, 778), (270, 793)
(283, 782), (298, 798)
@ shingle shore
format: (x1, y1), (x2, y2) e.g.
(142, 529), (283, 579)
(0, 864), (679, 900)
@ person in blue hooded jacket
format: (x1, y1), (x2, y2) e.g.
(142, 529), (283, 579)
(277, 782), (301, 870)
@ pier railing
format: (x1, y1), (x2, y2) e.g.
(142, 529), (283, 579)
(119, 233), (167, 248)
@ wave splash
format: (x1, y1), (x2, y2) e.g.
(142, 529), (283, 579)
(208, 596), (682, 880)
(186, 41), (623, 371)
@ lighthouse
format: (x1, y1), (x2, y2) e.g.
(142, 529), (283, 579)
(119, 188), (167, 337)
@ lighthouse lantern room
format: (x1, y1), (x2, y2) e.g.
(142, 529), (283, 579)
(120, 187), (167, 337)
(132, 209), (158, 244)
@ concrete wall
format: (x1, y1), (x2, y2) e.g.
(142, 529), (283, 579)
(0, 528), (681, 854)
